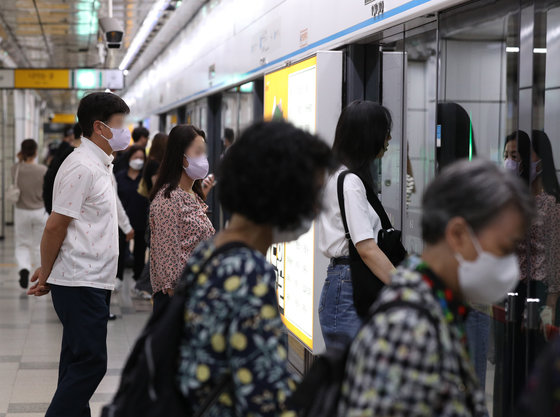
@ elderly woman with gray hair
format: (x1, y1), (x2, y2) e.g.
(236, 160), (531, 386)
(338, 159), (534, 417)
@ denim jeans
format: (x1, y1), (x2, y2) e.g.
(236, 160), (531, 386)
(319, 262), (362, 352)
(465, 309), (491, 391)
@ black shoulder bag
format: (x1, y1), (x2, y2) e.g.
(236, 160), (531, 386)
(337, 170), (407, 317)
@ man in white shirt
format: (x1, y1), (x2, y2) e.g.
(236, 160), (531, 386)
(28, 92), (131, 417)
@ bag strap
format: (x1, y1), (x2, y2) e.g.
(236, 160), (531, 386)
(193, 374), (232, 417)
(337, 170), (393, 233)
(14, 163), (20, 185)
(336, 171), (352, 242)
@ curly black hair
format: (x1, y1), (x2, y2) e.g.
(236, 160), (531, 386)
(218, 121), (335, 230)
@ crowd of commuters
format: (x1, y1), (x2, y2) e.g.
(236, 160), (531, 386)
(13, 89), (560, 416)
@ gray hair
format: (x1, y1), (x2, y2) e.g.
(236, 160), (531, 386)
(422, 158), (534, 244)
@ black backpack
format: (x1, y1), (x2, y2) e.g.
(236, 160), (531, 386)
(101, 242), (246, 417)
(289, 300), (442, 417)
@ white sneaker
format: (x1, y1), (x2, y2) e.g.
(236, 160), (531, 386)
(114, 279), (123, 292)
(131, 288), (151, 300)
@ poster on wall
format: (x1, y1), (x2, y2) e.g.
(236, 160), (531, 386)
(264, 56), (317, 349)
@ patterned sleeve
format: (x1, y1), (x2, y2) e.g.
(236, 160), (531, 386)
(224, 263), (298, 416)
(545, 198), (560, 294)
(339, 308), (444, 417)
(153, 194), (184, 292)
(52, 162), (94, 219)
(181, 197), (214, 261)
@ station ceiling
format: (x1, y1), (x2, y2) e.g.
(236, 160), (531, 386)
(0, 0), (160, 113)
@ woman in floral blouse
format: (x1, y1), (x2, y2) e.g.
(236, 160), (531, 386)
(149, 124), (215, 314)
(338, 159), (534, 417)
(176, 121), (334, 416)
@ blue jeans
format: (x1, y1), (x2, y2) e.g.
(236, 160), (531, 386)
(465, 309), (491, 392)
(319, 262), (362, 352)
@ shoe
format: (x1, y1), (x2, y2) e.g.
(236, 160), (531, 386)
(108, 313), (117, 321)
(131, 288), (152, 300)
(114, 279), (123, 292)
(19, 269), (29, 289)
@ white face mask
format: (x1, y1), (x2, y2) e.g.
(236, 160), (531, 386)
(272, 218), (313, 244)
(129, 158), (144, 171)
(456, 230), (520, 304)
(99, 121), (131, 152)
(504, 158), (519, 173)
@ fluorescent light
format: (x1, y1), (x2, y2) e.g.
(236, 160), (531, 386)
(118, 0), (172, 71)
(506, 46), (520, 53)
(534, 48), (547, 54)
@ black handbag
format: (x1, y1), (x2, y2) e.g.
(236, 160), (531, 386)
(337, 170), (407, 317)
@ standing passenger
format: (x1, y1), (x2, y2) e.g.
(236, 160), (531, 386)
(27, 92), (131, 417)
(149, 125), (215, 315)
(115, 145), (149, 284)
(317, 100), (395, 351)
(338, 159), (534, 417)
(12, 139), (48, 288)
(176, 121), (334, 415)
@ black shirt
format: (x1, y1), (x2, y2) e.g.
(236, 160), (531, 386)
(142, 159), (160, 194)
(43, 143), (74, 214)
(115, 170), (149, 232)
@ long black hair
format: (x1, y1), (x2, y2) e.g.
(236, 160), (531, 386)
(150, 124), (206, 201)
(533, 130), (560, 202)
(332, 100), (392, 188)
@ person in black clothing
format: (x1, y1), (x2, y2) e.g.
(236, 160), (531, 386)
(115, 146), (149, 282)
(113, 126), (149, 174)
(143, 132), (168, 194)
(43, 123), (82, 214)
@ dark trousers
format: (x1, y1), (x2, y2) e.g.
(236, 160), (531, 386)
(152, 291), (171, 316)
(47, 285), (111, 417)
(117, 229), (147, 280)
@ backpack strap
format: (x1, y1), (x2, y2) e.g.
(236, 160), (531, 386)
(337, 170), (394, 233)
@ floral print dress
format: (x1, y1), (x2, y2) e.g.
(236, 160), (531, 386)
(176, 240), (298, 417)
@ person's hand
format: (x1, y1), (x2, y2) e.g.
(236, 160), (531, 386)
(540, 306), (553, 341)
(27, 267), (51, 297)
(126, 229), (135, 242)
(202, 174), (215, 195)
(165, 288), (175, 297)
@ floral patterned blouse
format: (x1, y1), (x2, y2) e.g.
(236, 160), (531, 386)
(149, 187), (215, 294)
(517, 192), (560, 293)
(176, 240), (298, 417)
(338, 258), (487, 417)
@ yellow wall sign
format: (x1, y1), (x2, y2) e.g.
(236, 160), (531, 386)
(264, 56), (317, 122)
(14, 69), (71, 89)
(51, 114), (76, 124)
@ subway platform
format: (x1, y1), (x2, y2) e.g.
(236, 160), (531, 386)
(0, 227), (149, 417)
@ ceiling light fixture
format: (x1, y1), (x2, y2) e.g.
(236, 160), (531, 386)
(118, 0), (172, 71)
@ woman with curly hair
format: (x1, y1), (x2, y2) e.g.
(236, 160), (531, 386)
(175, 121), (334, 416)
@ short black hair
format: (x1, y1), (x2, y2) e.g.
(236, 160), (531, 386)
(77, 92), (130, 138)
(132, 126), (150, 143)
(73, 123), (82, 139)
(218, 121), (335, 229)
(332, 100), (392, 171)
(224, 128), (235, 143)
(21, 139), (38, 159)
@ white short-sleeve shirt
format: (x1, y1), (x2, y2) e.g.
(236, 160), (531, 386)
(318, 166), (382, 259)
(48, 137), (119, 290)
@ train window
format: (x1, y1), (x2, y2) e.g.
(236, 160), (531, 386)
(439, 1), (521, 416)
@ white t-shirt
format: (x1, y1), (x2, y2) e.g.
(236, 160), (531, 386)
(47, 137), (119, 290)
(318, 166), (382, 259)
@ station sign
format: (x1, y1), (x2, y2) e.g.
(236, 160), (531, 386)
(0, 69), (124, 90)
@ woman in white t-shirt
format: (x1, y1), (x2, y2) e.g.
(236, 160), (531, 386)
(317, 100), (395, 351)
